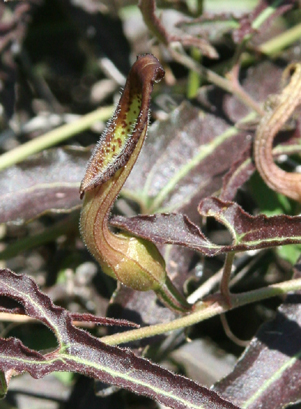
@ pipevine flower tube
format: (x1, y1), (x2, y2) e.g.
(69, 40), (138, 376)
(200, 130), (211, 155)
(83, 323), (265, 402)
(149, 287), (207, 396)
(80, 54), (192, 313)
(254, 63), (301, 202)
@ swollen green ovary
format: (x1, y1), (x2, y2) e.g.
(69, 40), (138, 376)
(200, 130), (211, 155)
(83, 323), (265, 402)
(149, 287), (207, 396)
(108, 233), (167, 291)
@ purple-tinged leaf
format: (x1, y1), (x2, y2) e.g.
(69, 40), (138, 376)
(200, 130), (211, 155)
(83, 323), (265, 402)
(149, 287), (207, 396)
(199, 197), (301, 251)
(107, 285), (176, 348)
(0, 297), (138, 328)
(68, 313), (139, 328)
(224, 61), (283, 123)
(213, 260), (301, 409)
(124, 101), (249, 222)
(220, 143), (253, 201)
(232, 0), (295, 43)
(138, 0), (218, 59)
(0, 102), (249, 225)
(0, 147), (90, 224)
(0, 269), (238, 408)
(111, 212), (211, 250)
(111, 197), (301, 255)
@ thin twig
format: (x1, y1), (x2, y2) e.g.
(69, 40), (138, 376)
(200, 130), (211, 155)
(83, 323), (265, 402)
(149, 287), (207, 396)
(220, 313), (250, 347)
(220, 252), (235, 305)
(169, 47), (264, 116)
(187, 268), (223, 304)
(101, 277), (301, 345)
(139, 0), (264, 115)
(258, 22), (301, 56)
(0, 105), (113, 171)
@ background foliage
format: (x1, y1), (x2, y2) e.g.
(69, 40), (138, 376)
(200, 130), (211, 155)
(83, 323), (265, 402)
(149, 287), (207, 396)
(1, 0), (301, 408)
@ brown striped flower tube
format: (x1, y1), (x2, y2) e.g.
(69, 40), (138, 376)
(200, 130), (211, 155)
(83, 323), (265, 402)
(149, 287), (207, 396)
(80, 54), (192, 313)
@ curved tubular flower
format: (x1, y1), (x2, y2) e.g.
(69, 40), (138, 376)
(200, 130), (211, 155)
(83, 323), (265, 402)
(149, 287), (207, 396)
(80, 54), (192, 313)
(254, 63), (301, 202)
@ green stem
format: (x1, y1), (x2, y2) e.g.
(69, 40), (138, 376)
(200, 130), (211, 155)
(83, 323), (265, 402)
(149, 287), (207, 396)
(258, 22), (301, 56)
(0, 371), (7, 399)
(169, 47), (263, 115)
(186, 47), (202, 99)
(252, 0), (283, 30)
(101, 278), (301, 345)
(0, 213), (79, 260)
(156, 276), (192, 313)
(0, 106), (113, 171)
(169, 47), (232, 93)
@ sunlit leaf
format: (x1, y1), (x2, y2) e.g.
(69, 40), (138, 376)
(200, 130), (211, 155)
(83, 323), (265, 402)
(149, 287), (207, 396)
(124, 101), (249, 219)
(232, 0), (294, 43)
(0, 147), (89, 224)
(111, 197), (301, 255)
(0, 268), (239, 409)
(213, 260), (301, 409)
(224, 61), (283, 123)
